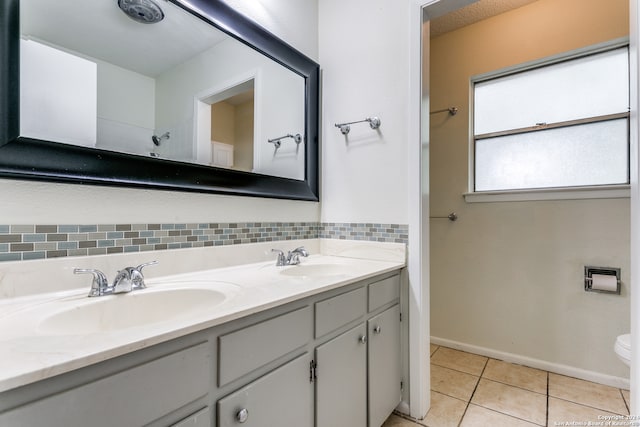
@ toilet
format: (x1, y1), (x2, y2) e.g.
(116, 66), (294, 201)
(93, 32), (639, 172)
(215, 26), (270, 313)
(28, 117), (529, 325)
(615, 334), (631, 366)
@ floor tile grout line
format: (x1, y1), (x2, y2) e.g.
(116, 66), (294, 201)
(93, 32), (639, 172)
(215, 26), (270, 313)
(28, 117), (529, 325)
(430, 360), (483, 377)
(430, 346), (440, 358)
(465, 402), (546, 427)
(457, 401), (470, 427)
(431, 348), (487, 376)
(429, 347), (472, 427)
(546, 371), (550, 427)
(433, 358), (548, 397)
(431, 389), (469, 404)
(547, 372), (629, 415)
(471, 357), (547, 426)
(457, 354), (489, 426)
(620, 388), (630, 414)
(550, 395), (629, 416)
(479, 372), (548, 396)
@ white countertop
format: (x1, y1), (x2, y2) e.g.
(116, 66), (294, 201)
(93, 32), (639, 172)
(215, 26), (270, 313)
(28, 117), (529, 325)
(0, 240), (405, 394)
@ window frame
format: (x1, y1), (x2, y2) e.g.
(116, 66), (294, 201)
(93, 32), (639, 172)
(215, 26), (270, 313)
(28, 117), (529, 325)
(466, 37), (630, 203)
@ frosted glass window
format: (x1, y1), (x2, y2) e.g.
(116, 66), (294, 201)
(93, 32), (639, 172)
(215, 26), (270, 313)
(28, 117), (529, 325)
(473, 44), (629, 192)
(475, 119), (628, 191)
(475, 47), (628, 135)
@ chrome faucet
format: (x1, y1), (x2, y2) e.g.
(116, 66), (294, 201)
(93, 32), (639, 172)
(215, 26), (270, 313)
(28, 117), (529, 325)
(287, 247), (309, 265)
(271, 247), (309, 266)
(74, 261), (158, 297)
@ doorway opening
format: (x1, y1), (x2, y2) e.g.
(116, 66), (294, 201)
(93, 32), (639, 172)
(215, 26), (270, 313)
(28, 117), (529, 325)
(195, 77), (257, 172)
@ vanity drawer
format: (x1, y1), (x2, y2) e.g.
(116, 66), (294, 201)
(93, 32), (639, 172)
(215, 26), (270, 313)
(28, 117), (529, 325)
(218, 305), (312, 386)
(368, 274), (400, 312)
(0, 342), (210, 427)
(217, 353), (313, 427)
(315, 287), (366, 338)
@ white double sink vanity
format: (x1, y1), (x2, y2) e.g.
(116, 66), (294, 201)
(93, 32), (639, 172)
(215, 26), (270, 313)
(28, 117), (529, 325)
(0, 239), (406, 427)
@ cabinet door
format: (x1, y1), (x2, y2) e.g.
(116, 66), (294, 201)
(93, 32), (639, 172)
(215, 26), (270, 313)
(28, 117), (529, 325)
(171, 407), (210, 427)
(316, 323), (367, 427)
(217, 353), (313, 427)
(368, 304), (401, 427)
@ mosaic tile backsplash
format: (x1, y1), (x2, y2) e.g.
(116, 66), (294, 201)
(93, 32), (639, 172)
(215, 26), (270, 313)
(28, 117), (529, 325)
(0, 222), (408, 262)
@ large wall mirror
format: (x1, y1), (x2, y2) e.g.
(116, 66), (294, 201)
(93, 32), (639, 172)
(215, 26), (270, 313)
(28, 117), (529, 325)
(0, 0), (319, 201)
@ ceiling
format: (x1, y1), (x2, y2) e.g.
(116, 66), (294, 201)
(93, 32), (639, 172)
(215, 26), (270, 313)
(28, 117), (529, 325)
(20, 0), (229, 77)
(430, 0), (540, 38)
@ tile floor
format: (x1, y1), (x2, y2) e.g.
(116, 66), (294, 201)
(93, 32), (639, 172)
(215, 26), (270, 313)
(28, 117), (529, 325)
(383, 344), (631, 427)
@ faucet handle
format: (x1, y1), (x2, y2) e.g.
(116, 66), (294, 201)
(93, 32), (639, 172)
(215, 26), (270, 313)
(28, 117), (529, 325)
(130, 260), (158, 290)
(136, 260), (159, 271)
(113, 269), (133, 294)
(287, 246), (309, 265)
(74, 268), (109, 297)
(291, 246), (309, 256)
(271, 249), (287, 266)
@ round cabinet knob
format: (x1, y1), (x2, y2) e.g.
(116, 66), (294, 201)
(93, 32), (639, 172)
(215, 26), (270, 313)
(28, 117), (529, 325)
(359, 335), (367, 344)
(373, 326), (382, 334)
(236, 408), (249, 423)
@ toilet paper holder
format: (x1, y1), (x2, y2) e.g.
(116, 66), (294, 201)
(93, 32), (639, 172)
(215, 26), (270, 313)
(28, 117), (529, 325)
(584, 266), (621, 294)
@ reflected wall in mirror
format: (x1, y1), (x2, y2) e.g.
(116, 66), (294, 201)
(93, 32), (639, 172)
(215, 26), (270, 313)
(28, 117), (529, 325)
(0, 0), (319, 200)
(19, 0), (306, 181)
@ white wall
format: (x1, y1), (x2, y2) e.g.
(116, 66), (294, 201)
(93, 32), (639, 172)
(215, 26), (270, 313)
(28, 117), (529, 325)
(319, 0), (411, 225)
(219, 0), (319, 63)
(2, 0), (319, 225)
(21, 39), (157, 155)
(20, 40), (97, 148)
(97, 61), (155, 131)
(96, 59), (156, 155)
(319, 0), (423, 417)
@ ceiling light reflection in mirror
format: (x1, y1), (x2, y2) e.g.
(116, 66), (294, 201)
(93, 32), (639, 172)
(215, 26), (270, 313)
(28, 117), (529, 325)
(19, 0), (306, 181)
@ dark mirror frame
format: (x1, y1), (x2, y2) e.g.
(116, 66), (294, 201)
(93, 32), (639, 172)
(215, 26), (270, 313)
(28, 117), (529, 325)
(0, 0), (319, 201)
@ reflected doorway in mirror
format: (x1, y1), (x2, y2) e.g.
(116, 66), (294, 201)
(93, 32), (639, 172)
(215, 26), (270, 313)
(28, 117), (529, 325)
(195, 75), (256, 173)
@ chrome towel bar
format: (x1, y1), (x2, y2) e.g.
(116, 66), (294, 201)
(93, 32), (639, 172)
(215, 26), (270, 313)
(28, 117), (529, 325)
(334, 117), (381, 135)
(430, 107), (458, 116)
(268, 133), (302, 148)
(429, 212), (457, 221)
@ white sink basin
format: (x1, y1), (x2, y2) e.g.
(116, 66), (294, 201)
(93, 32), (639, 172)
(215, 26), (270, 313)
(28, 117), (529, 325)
(38, 287), (228, 335)
(279, 264), (352, 278)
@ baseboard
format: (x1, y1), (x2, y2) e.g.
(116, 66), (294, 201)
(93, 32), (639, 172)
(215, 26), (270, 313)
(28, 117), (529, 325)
(431, 336), (630, 390)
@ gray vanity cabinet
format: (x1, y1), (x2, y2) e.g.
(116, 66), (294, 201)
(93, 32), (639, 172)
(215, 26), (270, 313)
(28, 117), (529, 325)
(315, 304), (401, 427)
(0, 271), (403, 427)
(315, 323), (368, 427)
(315, 275), (401, 427)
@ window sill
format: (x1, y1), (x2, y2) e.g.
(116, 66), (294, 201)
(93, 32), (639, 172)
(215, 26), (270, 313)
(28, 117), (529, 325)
(464, 185), (630, 203)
